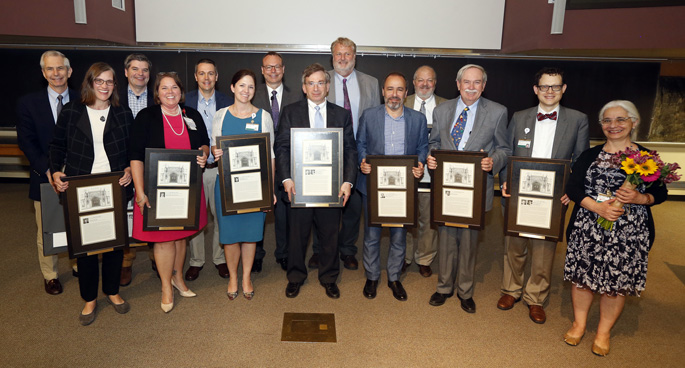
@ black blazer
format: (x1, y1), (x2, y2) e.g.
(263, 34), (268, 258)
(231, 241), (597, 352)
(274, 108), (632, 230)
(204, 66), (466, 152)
(253, 83), (303, 123)
(184, 90), (233, 111)
(50, 102), (134, 176)
(274, 99), (357, 186)
(129, 105), (209, 162)
(16, 88), (80, 200)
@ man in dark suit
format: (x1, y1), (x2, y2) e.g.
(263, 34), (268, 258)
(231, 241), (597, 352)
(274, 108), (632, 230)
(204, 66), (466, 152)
(275, 63), (357, 299)
(252, 52), (303, 272)
(403, 65), (448, 278)
(118, 53), (154, 286)
(16, 50), (79, 295)
(184, 58), (233, 282)
(497, 67), (589, 324)
(427, 64), (511, 313)
(356, 72), (428, 301)
(309, 37), (381, 271)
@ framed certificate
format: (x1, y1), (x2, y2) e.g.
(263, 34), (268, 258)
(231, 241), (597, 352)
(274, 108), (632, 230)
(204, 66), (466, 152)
(365, 155), (418, 227)
(290, 128), (343, 208)
(504, 157), (571, 241)
(216, 133), (273, 215)
(144, 148), (202, 231)
(430, 150), (487, 229)
(61, 172), (128, 258)
(40, 183), (68, 256)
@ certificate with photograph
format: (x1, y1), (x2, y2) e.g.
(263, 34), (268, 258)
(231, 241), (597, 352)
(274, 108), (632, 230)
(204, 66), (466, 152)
(366, 155), (418, 227)
(61, 172), (128, 258)
(217, 133), (273, 215)
(145, 148), (203, 230)
(504, 157), (571, 241)
(431, 150), (487, 229)
(291, 128), (343, 208)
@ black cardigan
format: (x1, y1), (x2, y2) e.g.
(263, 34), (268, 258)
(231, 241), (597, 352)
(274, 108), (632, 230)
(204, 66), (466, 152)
(565, 143), (668, 246)
(129, 105), (209, 162)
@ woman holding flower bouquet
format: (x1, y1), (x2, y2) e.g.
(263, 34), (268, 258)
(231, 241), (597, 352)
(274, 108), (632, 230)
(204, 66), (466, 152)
(563, 100), (677, 356)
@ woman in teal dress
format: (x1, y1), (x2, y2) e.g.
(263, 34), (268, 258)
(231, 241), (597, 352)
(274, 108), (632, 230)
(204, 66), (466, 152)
(212, 69), (274, 300)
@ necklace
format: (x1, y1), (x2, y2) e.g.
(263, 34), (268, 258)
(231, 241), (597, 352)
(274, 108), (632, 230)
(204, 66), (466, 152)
(162, 106), (184, 136)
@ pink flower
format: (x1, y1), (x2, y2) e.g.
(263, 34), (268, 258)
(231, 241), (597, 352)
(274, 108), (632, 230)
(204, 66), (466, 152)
(642, 171), (660, 183)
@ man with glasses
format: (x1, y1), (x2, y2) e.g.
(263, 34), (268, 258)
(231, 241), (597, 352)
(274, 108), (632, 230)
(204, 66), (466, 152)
(403, 65), (448, 278)
(252, 52), (303, 273)
(16, 50), (79, 295)
(118, 53), (154, 286)
(274, 63), (357, 299)
(184, 59), (233, 281)
(497, 67), (589, 324)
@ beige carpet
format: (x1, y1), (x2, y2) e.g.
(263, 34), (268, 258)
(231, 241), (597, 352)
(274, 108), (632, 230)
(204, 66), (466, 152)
(0, 182), (683, 367)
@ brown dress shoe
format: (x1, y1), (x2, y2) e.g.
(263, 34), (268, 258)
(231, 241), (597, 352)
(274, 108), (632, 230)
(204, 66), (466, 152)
(401, 262), (409, 274)
(185, 266), (203, 281)
(529, 305), (546, 324)
(340, 255), (359, 270)
(215, 263), (230, 279)
(497, 294), (520, 310)
(592, 341), (610, 356)
(44, 279), (63, 295)
(120, 266), (132, 286)
(418, 265), (432, 277)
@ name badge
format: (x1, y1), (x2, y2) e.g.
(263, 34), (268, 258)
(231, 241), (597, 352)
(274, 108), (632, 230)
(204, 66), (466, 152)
(596, 193), (612, 203)
(245, 123), (259, 131)
(517, 139), (531, 148)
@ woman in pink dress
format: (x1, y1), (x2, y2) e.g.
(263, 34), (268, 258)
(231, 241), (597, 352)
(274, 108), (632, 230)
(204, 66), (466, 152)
(129, 72), (209, 313)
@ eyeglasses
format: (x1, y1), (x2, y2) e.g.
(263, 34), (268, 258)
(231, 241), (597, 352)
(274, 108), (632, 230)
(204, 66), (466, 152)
(600, 117), (633, 125)
(537, 85), (563, 92)
(94, 78), (115, 86)
(306, 81), (327, 87)
(263, 65), (283, 71)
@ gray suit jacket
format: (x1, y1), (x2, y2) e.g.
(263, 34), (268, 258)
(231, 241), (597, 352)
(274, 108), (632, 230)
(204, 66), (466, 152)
(404, 94), (448, 109)
(326, 69), (381, 125)
(253, 82), (303, 133)
(500, 105), (589, 183)
(429, 97), (510, 211)
(355, 105), (429, 195)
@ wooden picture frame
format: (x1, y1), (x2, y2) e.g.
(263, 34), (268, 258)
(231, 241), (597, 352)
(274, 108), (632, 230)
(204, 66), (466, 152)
(365, 155), (418, 227)
(430, 150), (487, 229)
(144, 148), (202, 231)
(216, 133), (273, 215)
(61, 172), (128, 258)
(290, 128), (344, 208)
(504, 157), (571, 242)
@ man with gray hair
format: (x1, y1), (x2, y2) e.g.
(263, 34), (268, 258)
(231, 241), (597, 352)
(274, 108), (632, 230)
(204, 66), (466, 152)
(404, 65), (448, 278)
(309, 37), (381, 271)
(426, 64), (511, 313)
(16, 50), (79, 295)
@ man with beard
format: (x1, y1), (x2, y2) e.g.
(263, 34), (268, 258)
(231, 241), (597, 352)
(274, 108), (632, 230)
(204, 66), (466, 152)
(309, 37), (381, 271)
(403, 65), (448, 278)
(356, 72), (428, 301)
(426, 64), (510, 313)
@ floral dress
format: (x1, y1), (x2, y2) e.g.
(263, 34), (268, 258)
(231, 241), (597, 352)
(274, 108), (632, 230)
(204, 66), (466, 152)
(564, 150), (651, 296)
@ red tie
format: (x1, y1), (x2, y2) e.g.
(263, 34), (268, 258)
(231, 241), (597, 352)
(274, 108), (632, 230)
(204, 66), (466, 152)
(537, 111), (557, 121)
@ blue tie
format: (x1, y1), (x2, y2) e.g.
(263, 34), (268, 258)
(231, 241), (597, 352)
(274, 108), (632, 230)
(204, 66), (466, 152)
(315, 106), (324, 128)
(451, 107), (468, 149)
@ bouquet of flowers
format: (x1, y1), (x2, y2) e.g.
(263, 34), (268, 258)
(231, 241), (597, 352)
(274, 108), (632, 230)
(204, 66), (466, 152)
(597, 148), (681, 230)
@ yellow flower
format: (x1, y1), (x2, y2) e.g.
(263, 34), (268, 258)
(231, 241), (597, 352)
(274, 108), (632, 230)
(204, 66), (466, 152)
(621, 158), (637, 174)
(636, 159), (658, 176)
(639, 151), (650, 157)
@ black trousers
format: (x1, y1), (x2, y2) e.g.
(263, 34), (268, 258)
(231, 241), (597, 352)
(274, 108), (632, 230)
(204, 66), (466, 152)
(286, 206), (341, 284)
(77, 249), (124, 302)
(311, 188), (362, 256)
(255, 186), (289, 260)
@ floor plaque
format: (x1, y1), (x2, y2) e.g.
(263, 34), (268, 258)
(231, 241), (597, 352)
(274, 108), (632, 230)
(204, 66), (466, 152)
(281, 313), (336, 343)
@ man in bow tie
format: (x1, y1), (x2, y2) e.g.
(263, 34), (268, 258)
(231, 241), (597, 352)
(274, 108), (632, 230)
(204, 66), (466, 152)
(496, 67), (589, 324)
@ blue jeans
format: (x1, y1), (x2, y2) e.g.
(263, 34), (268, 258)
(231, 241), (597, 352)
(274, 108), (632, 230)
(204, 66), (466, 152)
(362, 194), (407, 282)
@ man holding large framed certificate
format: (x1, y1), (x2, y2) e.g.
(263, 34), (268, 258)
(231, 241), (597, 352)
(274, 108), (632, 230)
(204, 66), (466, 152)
(356, 72), (428, 301)
(497, 67), (589, 324)
(274, 63), (358, 300)
(426, 64), (511, 313)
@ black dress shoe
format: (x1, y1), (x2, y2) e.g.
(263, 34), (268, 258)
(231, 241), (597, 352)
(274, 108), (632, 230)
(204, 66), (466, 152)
(308, 254), (319, 269)
(44, 279), (63, 295)
(251, 259), (263, 273)
(285, 282), (301, 298)
(340, 255), (359, 270)
(428, 291), (453, 306)
(185, 266), (203, 281)
(72, 269), (79, 278)
(401, 262), (410, 274)
(277, 257), (288, 271)
(458, 295), (476, 313)
(387, 281), (408, 301)
(363, 279), (378, 299)
(216, 263), (230, 279)
(321, 283), (340, 299)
